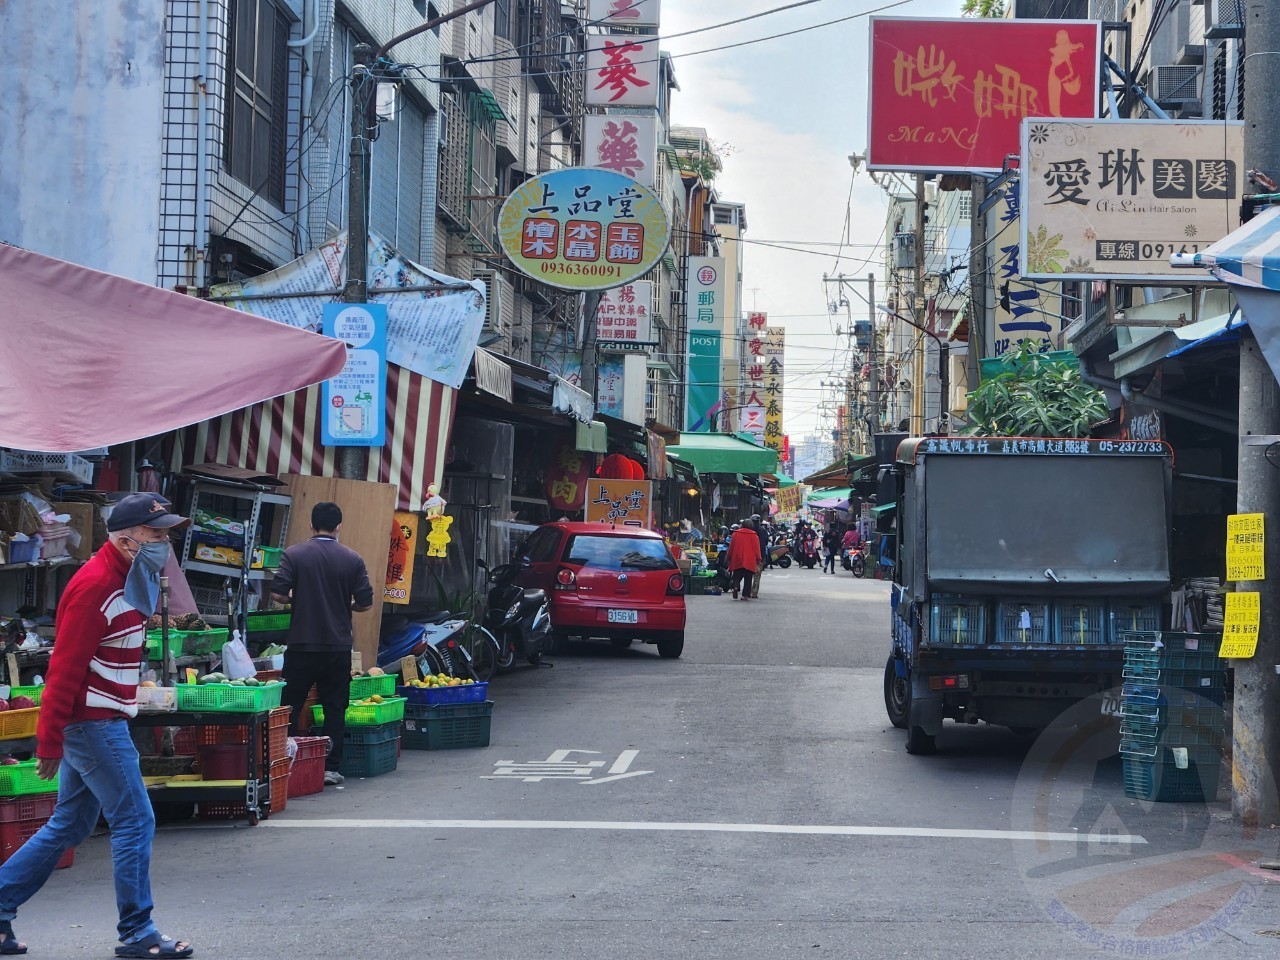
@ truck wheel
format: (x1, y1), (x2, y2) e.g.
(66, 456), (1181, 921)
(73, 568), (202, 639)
(884, 656), (908, 729)
(905, 697), (937, 755)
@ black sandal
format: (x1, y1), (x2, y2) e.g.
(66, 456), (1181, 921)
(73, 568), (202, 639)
(0, 921), (26, 956)
(114, 932), (192, 958)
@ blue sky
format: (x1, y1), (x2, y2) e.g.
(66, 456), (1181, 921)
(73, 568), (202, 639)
(661, 0), (962, 442)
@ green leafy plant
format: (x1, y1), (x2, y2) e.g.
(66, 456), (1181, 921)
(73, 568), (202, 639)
(961, 0), (1006, 16)
(963, 342), (1109, 437)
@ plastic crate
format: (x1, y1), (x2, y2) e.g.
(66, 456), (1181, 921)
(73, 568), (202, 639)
(145, 632), (190, 661)
(194, 706), (291, 764)
(7, 685), (43, 706)
(0, 760), (58, 797)
(185, 628), (229, 657)
(0, 808), (75, 869)
(313, 696), (405, 727)
(0, 450), (93, 484)
(996, 600), (1051, 644)
(196, 757), (290, 820)
(0, 794), (56, 823)
(349, 674), (397, 700)
(1110, 603), (1161, 640)
(341, 721), (401, 746)
(401, 701), (493, 750)
(286, 736), (329, 799)
(0, 707), (40, 741)
(928, 596), (987, 646)
(246, 611), (290, 633)
(339, 737), (399, 778)
(1055, 600), (1107, 646)
(397, 681), (488, 706)
(1123, 748), (1222, 803)
(174, 681), (286, 713)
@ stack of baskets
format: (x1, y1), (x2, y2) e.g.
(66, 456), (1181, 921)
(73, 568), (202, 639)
(312, 674), (404, 778)
(0, 763), (72, 869)
(1119, 632), (1227, 802)
(193, 704), (293, 819)
(398, 681), (494, 750)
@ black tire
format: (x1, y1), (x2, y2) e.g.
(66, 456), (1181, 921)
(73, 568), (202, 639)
(778, 556), (792, 568)
(495, 634), (517, 672)
(852, 558), (866, 578)
(656, 633), (684, 659)
(905, 695), (937, 755)
(884, 656), (908, 729)
(550, 630), (572, 653)
(466, 626), (500, 682)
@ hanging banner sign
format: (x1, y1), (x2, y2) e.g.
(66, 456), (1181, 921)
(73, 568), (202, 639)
(586, 34), (660, 107)
(588, 0), (660, 27)
(585, 479), (653, 527)
(774, 485), (803, 515)
(546, 438), (591, 513)
(597, 281), (655, 347)
(867, 17), (1100, 173)
(764, 326), (785, 451)
(1220, 591), (1261, 659)
(498, 167), (670, 292)
(987, 177), (1063, 357)
(1225, 512), (1265, 581)
(584, 115), (658, 187)
(686, 332), (722, 433)
(321, 303), (387, 447)
(384, 511), (419, 605)
(1021, 119), (1245, 281)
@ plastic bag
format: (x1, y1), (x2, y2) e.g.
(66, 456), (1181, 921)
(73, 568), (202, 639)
(221, 636), (256, 679)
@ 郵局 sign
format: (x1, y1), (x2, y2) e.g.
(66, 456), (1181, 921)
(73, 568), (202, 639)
(867, 17), (1100, 173)
(1021, 119), (1245, 281)
(585, 479), (653, 527)
(498, 167), (671, 292)
(385, 511), (419, 605)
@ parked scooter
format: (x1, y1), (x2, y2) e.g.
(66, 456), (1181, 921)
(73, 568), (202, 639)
(767, 541), (793, 569)
(845, 544), (867, 578)
(376, 607), (478, 679)
(478, 558), (551, 669)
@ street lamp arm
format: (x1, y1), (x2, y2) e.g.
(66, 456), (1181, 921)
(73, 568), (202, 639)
(375, 0), (498, 60)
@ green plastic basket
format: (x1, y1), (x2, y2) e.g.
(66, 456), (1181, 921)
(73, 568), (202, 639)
(186, 628), (229, 656)
(349, 674), (397, 700)
(174, 681), (287, 713)
(145, 632), (191, 661)
(246, 611), (291, 633)
(7, 685), (43, 706)
(0, 760), (59, 797)
(313, 696), (406, 727)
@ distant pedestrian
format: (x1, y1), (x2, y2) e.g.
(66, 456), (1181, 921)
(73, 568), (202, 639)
(726, 519), (763, 601)
(0, 493), (195, 959)
(272, 501), (374, 786)
(751, 514), (769, 597)
(822, 525), (841, 574)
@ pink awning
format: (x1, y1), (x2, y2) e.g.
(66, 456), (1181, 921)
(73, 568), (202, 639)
(0, 243), (347, 453)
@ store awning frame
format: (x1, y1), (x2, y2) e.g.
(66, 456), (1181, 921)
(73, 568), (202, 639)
(666, 432), (778, 476)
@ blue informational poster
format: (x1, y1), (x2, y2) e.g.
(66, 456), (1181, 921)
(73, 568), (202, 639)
(321, 303), (387, 447)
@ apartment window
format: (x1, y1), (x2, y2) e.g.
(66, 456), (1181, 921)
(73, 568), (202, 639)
(957, 193), (972, 221)
(224, 0), (290, 208)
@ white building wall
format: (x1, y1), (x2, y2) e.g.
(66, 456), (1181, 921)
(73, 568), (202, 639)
(0, 2), (167, 282)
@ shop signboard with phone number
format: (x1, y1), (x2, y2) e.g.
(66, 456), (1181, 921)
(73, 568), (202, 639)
(498, 167), (671, 292)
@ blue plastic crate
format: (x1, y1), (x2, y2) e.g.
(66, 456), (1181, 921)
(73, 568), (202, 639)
(996, 600), (1051, 644)
(1110, 603), (1161, 641)
(1055, 600), (1107, 645)
(928, 595), (988, 646)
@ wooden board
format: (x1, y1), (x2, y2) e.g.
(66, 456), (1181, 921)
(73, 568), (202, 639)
(277, 475), (396, 670)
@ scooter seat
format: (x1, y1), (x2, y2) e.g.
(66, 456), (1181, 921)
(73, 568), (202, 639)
(521, 588), (546, 604)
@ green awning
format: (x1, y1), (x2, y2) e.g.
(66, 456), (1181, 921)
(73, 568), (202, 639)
(774, 473), (797, 488)
(807, 486), (852, 504)
(473, 88), (507, 122)
(871, 501), (897, 518)
(667, 432), (778, 476)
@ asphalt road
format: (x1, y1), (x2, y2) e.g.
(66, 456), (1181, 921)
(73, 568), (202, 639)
(15, 567), (1280, 959)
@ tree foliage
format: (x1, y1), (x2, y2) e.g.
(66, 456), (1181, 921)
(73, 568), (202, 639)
(963, 342), (1109, 438)
(961, 0), (1006, 17)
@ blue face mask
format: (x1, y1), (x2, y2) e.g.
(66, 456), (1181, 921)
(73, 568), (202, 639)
(123, 540), (170, 616)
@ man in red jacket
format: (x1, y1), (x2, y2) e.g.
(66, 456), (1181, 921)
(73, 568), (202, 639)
(0, 494), (194, 959)
(726, 519), (764, 601)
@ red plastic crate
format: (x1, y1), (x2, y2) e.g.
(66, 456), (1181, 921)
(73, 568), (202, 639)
(197, 757), (291, 821)
(0, 810), (74, 870)
(194, 706), (291, 764)
(287, 738), (327, 799)
(0, 795), (57, 823)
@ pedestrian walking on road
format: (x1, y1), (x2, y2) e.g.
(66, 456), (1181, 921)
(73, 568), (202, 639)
(272, 501), (374, 787)
(822, 526), (841, 574)
(727, 519), (763, 600)
(0, 494), (194, 959)
(751, 514), (769, 597)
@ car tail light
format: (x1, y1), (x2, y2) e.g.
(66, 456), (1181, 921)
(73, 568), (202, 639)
(667, 574), (685, 596)
(928, 674), (970, 691)
(555, 568), (577, 591)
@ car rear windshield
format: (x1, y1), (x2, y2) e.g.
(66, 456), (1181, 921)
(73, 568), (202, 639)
(563, 534), (676, 571)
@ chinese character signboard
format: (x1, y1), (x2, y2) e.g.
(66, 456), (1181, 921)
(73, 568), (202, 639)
(763, 326), (785, 452)
(1225, 512), (1265, 581)
(498, 167), (670, 292)
(584, 114), (657, 186)
(986, 178), (1063, 357)
(1021, 119), (1245, 281)
(545, 438), (590, 513)
(597, 280), (655, 348)
(385, 511), (419, 605)
(585, 479), (653, 527)
(597, 355), (625, 418)
(740, 331), (767, 443)
(685, 257), (725, 432)
(586, 35), (660, 108)
(588, 0), (660, 27)
(1220, 591), (1261, 659)
(321, 303), (387, 447)
(867, 17), (1100, 173)
(774, 484), (802, 516)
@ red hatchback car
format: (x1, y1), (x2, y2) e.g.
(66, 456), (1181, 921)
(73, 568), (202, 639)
(513, 522), (686, 658)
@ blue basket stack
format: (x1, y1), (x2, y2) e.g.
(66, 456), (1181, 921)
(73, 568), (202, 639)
(1119, 632), (1226, 802)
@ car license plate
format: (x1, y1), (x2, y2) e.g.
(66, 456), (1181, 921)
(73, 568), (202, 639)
(607, 609), (638, 624)
(1100, 693), (1122, 718)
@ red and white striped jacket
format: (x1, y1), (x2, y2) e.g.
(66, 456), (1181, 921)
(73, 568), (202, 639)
(37, 543), (144, 760)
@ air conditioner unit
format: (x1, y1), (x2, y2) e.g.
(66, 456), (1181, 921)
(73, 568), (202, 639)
(1151, 65), (1202, 105)
(1201, 0), (1245, 41)
(472, 270), (509, 334)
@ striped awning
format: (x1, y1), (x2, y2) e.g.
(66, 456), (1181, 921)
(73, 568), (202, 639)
(170, 364), (455, 511)
(1177, 204), (1280, 289)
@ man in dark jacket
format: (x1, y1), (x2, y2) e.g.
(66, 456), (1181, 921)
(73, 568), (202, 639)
(751, 514), (769, 597)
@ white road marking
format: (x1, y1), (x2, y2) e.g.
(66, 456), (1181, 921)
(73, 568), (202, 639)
(581, 770), (653, 785)
(258, 818), (1146, 844)
(608, 749), (639, 774)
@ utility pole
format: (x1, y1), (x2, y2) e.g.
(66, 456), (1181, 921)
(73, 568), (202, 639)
(867, 272), (878, 452)
(968, 178), (988, 398)
(1233, 0), (1280, 828)
(580, 291), (601, 409)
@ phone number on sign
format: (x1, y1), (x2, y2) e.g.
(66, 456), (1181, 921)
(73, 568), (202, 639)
(537, 261), (628, 278)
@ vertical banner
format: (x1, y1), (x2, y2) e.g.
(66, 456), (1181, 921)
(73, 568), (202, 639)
(588, 0), (660, 27)
(321, 303), (387, 447)
(764, 326), (785, 452)
(546, 438), (590, 514)
(986, 178), (1062, 357)
(586, 479), (653, 527)
(584, 115), (658, 188)
(597, 280), (655, 347)
(586, 35), (660, 108)
(384, 511), (419, 605)
(740, 331), (766, 442)
(597, 355), (626, 418)
(686, 256), (725, 431)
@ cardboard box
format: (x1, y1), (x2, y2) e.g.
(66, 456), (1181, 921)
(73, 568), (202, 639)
(0, 499), (42, 537)
(52, 502), (97, 561)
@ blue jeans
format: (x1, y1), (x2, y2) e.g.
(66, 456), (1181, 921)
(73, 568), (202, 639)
(0, 718), (158, 944)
